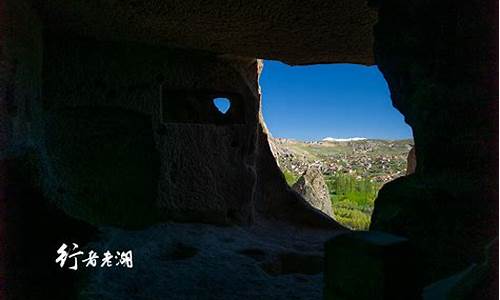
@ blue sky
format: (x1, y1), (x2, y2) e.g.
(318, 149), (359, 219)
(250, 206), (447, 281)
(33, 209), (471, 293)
(259, 60), (413, 141)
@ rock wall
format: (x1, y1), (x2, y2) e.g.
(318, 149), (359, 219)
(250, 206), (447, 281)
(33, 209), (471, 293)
(35, 33), (340, 228)
(1, 1), (45, 297)
(0, 0), (42, 157)
(1, 2), (98, 299)
(370, 0), (498, 284)
(38, 35), (257, 226)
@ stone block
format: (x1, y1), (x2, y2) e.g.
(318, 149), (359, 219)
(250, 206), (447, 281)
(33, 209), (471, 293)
(324, 231), (423, 300)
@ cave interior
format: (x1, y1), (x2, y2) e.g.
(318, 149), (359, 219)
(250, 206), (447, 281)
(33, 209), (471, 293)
(0, 0), (498, 299)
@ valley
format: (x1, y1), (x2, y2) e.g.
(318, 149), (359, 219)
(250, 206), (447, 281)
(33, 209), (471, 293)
(270, 137), (413, 230)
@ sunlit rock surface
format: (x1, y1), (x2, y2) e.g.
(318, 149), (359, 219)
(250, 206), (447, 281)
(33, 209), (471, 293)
(292, 168), (334, 218)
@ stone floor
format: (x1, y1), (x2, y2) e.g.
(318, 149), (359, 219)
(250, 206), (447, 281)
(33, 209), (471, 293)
(80, 221), (341, 300)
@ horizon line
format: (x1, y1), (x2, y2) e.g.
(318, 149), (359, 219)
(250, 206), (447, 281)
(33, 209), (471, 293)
(272, 136), (414, 142)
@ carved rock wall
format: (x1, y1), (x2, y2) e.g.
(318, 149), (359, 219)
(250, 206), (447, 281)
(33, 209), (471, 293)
(38, 35), (258, 226)
(36, 33), (340, 228)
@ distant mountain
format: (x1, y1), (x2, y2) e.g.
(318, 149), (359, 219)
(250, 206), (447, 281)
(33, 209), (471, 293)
(322, 137), (367, 142)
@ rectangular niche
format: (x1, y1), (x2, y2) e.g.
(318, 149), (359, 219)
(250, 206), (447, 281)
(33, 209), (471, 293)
(161, 89), (245, 125)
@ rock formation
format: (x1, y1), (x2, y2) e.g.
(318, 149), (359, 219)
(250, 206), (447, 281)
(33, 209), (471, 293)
(370, 0), (498, 285)
(292, 168), (334, 218)
(406, 145), (416, 175)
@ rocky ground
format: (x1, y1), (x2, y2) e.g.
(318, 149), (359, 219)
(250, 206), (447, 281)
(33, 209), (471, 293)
(80, 222), (341, 300)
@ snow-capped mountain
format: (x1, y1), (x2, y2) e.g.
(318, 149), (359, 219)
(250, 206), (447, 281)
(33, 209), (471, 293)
(322, 137), (367, 142)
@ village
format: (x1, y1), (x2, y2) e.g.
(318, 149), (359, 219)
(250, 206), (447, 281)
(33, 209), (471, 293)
(271, 137), (411, 184)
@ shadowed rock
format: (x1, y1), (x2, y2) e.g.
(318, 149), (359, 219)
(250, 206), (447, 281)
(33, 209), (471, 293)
(34, 0), (376, 65)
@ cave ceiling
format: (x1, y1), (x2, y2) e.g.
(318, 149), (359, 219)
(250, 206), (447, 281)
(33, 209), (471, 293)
(35, 0), (376, 65)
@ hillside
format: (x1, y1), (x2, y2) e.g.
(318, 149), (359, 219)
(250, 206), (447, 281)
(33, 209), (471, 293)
(271, 137), (412, 183)
(270, 137), (413, 229)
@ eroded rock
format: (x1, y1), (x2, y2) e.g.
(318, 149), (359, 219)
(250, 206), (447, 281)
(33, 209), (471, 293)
(406, 145), (416, 175)
(371, 0), (497, 284)
(292, 168), (334, 218)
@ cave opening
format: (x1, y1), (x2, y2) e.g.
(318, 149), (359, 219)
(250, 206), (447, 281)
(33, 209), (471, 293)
(260, 60), (414, 230)
(213, 97), (231, 114)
